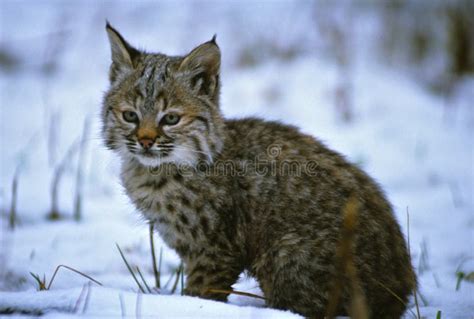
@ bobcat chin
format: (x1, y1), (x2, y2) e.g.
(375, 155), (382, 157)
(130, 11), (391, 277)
(102, 22), (416, 318)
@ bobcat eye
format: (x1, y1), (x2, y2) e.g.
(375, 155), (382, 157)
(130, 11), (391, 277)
(162, 113), (180, 125)
(123, 111), (138, 123)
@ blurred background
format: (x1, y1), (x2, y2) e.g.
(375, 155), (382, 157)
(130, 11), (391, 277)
(0, 1), (473, 317)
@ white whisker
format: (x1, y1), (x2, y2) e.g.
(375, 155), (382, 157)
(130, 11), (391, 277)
(172, 145), (210, 156)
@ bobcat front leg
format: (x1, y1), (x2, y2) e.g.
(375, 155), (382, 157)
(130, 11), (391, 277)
(184, 252), (243, 302)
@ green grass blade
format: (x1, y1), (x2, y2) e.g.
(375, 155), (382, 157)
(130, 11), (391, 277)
(116, 243), (145, 293)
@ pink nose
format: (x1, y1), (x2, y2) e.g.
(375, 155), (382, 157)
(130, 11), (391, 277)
(139, 138), (155, 150)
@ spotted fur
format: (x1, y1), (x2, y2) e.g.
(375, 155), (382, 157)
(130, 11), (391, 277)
(102, 23), (416, 318)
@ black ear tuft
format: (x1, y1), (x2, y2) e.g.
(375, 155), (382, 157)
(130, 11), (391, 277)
(105, 22), (140, 82)
(179, 40), (220, 98)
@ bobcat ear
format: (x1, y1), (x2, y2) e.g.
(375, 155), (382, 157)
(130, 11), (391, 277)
(105, 22), (140, 82)
(179, 37), (220, 97)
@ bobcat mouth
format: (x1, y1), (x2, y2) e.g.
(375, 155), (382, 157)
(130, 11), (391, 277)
(134, 143), (202, 167)
(138, 147), (172, 158)
(141, 151), (155, 158)
(134, 149), (171, 167)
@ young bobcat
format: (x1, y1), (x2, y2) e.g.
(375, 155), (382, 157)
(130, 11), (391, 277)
(102, 23), (416, 318)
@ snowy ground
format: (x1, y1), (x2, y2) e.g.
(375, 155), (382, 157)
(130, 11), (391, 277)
(1, 1), (473, 318)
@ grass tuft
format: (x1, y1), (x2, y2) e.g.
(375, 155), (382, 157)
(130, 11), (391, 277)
(29, 272), (47, 291)
(455, 271), (474, 291)
(116, 243), (146, 293)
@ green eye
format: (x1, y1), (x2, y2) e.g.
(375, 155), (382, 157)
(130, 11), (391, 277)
(163, 113), (180, 125)
(123, 111), (138, 123)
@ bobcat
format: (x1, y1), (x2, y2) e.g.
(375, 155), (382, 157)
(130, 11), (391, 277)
(102, 23), (416, 318)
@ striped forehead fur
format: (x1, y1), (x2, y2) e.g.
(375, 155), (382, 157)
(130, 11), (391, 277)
(135, 57), (171, 112)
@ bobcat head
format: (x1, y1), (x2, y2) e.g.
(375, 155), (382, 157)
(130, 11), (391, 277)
(102, 22), (225, 168)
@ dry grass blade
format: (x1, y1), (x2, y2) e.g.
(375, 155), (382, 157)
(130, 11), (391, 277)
(375, 279), (418, 319)
(180, 266), (184, 296)
(136, 266), (152, 294)
(149, 223), (160, 289)
(46, 110), (60, 167)
(163, 273), (173, 290)
(73, 283), (89, 313)
(9, 134), (36, 229)
(135, 292), (142, 319)
(119, 293), (126, 318)
(206, 288), (266, 300)
(418, 290), (428, 306)
(418, 239), (430, 274)
(81, 283), (92, 314)
(47, 264), (102, 290)
(407, 208), (421, 319)
(171, 262), (183, 294)
(116, 243), (145, 293)
(9, 166), (21, 230)
(73, 116), (91, 221)
(159, 247), (163, 283)
(48, 139), (80, 220)
(75, 284), (87, 312)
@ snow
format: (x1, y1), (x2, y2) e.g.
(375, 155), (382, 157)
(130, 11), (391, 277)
(1, 1), (473, 318)
(0, 287), (297, 318)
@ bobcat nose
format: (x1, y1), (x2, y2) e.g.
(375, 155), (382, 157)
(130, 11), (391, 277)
(138, 138), (155, 150)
